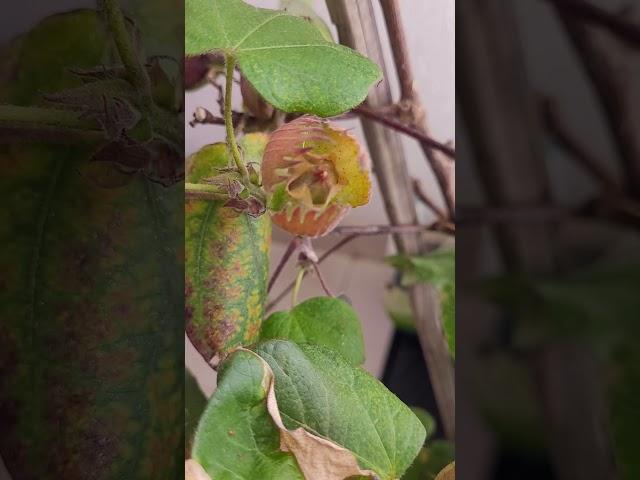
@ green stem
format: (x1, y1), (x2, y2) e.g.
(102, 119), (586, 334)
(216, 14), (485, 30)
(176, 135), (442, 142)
(185, 182), (228, 201)
(224, 55), (251, 183)
(102, 0), (152, 106)
(0, 105), (99, 130)
(0, 105), (105, 144)
(291, 267), (305, 308)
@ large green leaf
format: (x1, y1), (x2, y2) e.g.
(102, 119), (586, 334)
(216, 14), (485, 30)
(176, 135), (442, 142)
(254, 340), (426, 479)
(260, 296), (365, 365)
(191, 350), (304, 479)
(185, 0), (381, 117)
(185, 138), (271, 358)
(279, 0), (334, 42)
(0, 10), (183, 479)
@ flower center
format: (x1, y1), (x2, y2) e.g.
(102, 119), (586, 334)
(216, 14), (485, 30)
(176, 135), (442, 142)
(283, 150), (341, 209)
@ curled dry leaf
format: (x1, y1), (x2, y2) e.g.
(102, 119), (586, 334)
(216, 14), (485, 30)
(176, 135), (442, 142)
(185, 459), (212, 480)
(435, 462), (455, 480)
(256, 351), (377, 480)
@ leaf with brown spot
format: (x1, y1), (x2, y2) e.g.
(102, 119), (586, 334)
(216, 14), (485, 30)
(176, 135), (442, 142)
(185, 138), (271, 359)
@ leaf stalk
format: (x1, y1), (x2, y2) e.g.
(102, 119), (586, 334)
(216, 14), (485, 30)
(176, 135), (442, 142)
(224, 55), (251, 184)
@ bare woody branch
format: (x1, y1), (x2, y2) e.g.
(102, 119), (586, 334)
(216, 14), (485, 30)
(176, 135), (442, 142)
(541, 98), (618, 190)
(541, 0), (640, 48)
(355, 105), (456, 159)
(379, 0), (455, 217)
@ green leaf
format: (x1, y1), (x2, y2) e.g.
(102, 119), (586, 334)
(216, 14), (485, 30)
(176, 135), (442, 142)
(185, 138), (271, 358)
(185, 0), (381, 116)
(185, 370), (208, 455)
(403, 441), (455, 480)
(0, 11), (183, 479)
(384, 286), (416, 332)
(192, 350), (304, 479)
(387, 249), (455, 288)
(387, 249), (456, 358)
(279, 0), (334, 42)
(254, 340), (426, 479)
(411, 407), (437, 442)
(260, 296), (365, 365)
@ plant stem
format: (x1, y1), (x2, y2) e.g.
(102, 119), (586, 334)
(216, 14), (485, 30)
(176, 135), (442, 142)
(185, 182), (228, 201)
(224, 55), (251, 183)
(102, 0), (152, 106)
(541, 99), (617, 190)
(311, 262), (334, 297)
(355, 105), (455, 159)
(268, 234), (359, 312)
(268, 237), (300, 294)
(0, 105), (94, 129)
(379, 0), (455, 217)
(412, 179), (449, 220)
(0, 105), (105, 144)
(291, 267), (305, 308)
(541, 0), (640, 48)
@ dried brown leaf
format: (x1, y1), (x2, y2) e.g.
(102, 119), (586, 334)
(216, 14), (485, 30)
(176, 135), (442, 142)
(185, 459), (212, 480)
(258, 351), (377, 480)
(435, 462), (455, 480)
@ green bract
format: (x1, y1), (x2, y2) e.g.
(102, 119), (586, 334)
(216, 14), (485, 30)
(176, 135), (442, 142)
(185, 0), (381, 117)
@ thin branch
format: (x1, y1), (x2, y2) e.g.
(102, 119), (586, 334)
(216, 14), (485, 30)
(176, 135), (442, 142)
(268, 237), (299, 294)
(412, 179), (448, 220)
(379, 0), (455, 217)
(541, 0), (640, 48)
(189, 107), (225, 127)
(541, 99), (618, 189)
(332, 223), (444, 236)
(0, 105), (95, 129)
(311, 262), (335, 297)
(355, 105), (455, 159)
(266, 234), (359, 312)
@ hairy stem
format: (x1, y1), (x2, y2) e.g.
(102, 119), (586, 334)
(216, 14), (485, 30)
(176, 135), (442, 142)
(224, 55), (251, 183)
(185, 182), (228, 201)
(102, 0), (152, 106)
(291, 267), (305, 308)
(0, 105), (94, 129)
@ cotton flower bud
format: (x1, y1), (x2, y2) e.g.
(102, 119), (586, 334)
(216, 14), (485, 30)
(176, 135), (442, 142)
(262, 115), (371, 237)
